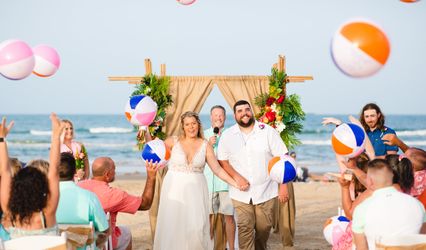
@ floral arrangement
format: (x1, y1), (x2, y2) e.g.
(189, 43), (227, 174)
(255, 68), (305, 149)
(75, 145), (87, 170)
(131, 74), (173, 148)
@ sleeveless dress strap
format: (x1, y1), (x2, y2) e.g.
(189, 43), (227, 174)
(39, 211), (46, 229)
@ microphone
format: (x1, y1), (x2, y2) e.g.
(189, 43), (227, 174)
(213, 127), (220, 135)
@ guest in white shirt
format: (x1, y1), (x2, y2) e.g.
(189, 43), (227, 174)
(217, 100), (288, 250)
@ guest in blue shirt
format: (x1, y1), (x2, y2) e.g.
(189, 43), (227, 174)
(56, 152), (109, 249)
(359, 103), (398, 158)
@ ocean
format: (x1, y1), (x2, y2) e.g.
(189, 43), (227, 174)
(4, 114), (426, 175)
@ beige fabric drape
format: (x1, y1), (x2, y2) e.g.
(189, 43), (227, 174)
(215, 76), (269, 116)
(164, 77), (215, 136)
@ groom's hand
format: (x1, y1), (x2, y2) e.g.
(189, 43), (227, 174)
(235, 174), (250, 191)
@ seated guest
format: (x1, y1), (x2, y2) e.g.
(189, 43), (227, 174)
(78, 157), (158, 250)
(386, 154), (414, 194)
(352, 159), (426, 250)
(56, 152), (109, 249)
(0, 114), (64, 238)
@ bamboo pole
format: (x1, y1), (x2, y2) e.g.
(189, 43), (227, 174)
(160, 64), (166, 77)
(145, 58), (152, 75)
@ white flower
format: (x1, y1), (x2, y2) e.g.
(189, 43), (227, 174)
(271, 103), (278, 112)
(145, 87), (152, 93)
(276, 122), (286, 133)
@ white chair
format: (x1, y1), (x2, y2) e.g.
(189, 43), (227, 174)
(376, 234), (426, 250)
(4, 231), (67, 250)
(58, 222), (95, 250)
(103, 212), (113, 250)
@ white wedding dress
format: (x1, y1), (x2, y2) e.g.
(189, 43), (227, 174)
(154, 139), (213, 250)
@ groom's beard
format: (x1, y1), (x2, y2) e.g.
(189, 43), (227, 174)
(237, 115), (255, 128)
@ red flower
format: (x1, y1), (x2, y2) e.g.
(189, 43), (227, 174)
(266, 97), (276, 106)
(265, 111), (276, 122)
(276, 95), (285, 104)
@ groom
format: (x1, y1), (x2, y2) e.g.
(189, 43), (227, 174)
(217, 100), (288, 250)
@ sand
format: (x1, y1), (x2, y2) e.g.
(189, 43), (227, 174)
(112, 175), (341, 250)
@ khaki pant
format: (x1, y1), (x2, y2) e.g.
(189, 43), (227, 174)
(210, 213), (227, 250)
(149, 167), (168, 242)
(273, 182), (296, 247)
(232, 198), (275, 250)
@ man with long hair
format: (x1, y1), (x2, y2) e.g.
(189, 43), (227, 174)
(359, 103), (398, 158)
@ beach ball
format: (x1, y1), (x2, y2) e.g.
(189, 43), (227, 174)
(400, 0), (420, 2)
(331, 20), (390, 78)
(32, 45), (60, 77)
(141, 139), (171, 166)
(323, 215), (350, 245)
(177, 0), (196, 5)
(268, 155), (297, 184)
(0, 39), (35, 80)
(124, 95), (158, 126)
(332, 123), (365, 158)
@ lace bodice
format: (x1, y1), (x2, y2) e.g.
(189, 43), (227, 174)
(168, 138), (207, 173)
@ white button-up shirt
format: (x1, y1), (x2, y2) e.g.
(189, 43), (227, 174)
(217, 121), (288, 205)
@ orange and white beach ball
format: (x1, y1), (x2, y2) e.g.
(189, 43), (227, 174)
(268, 155), (297, 184)
(331, 123), (365, 158)
(400, 0), (419, 2)
(331, 20), (390, 78)
(32, 45), (60, 77)
(0, 39), (35, 80)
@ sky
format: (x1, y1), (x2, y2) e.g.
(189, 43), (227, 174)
(0, 0), (425, 115)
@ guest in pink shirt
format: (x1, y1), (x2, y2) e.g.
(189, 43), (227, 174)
(79, 157), (158, 250)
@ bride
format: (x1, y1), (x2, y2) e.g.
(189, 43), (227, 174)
(149, 111), (240, 250)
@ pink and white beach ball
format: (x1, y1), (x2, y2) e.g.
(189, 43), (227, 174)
(177, 0), (196, 5)
(323, 215), (350, 246)
(331, 123), (365, 158)
(124, 95), (158, 127)
(0, 39), (35, 80)
(32, 45), (61, 77)
(331, 20), (390, 78)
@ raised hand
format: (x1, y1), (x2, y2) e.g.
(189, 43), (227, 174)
(50, 113), (65, 138)
(322, 117), (342, 126)
(145, 160), (160, 178)
(0, 117), (15, 138)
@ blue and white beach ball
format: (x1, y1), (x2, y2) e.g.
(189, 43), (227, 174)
(141, 139), (171, 166)
(267, 155), (297, 184)
(323, 215), (350, 246)
(124, 95), (158, 127)
(331, 123), (365, 158)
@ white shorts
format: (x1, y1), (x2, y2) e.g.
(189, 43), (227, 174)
(209, 191), (234, 215)
(114, 226), (131, 250)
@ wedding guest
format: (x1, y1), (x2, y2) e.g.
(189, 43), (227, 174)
(0, 114), (64, 238)
(78, 156), (158, 250)
(61, 119), (89, 180)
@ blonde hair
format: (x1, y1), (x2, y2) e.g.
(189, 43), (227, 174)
(9, 158), (22, 177)
(26, 159), (49, 175)
(180, 111), (204, 139)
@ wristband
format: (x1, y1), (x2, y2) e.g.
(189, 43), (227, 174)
(0, 137), (4, 142)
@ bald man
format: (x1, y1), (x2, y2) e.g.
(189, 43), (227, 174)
(352, 159), (426, 250)
(78, 157), (157, 250)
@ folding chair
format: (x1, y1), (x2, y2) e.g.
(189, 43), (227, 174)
(103, 212), (113, 250)
(4, 231), (67, 250)
(376, 234), (426, 250)
(58, 222), (95, 250)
